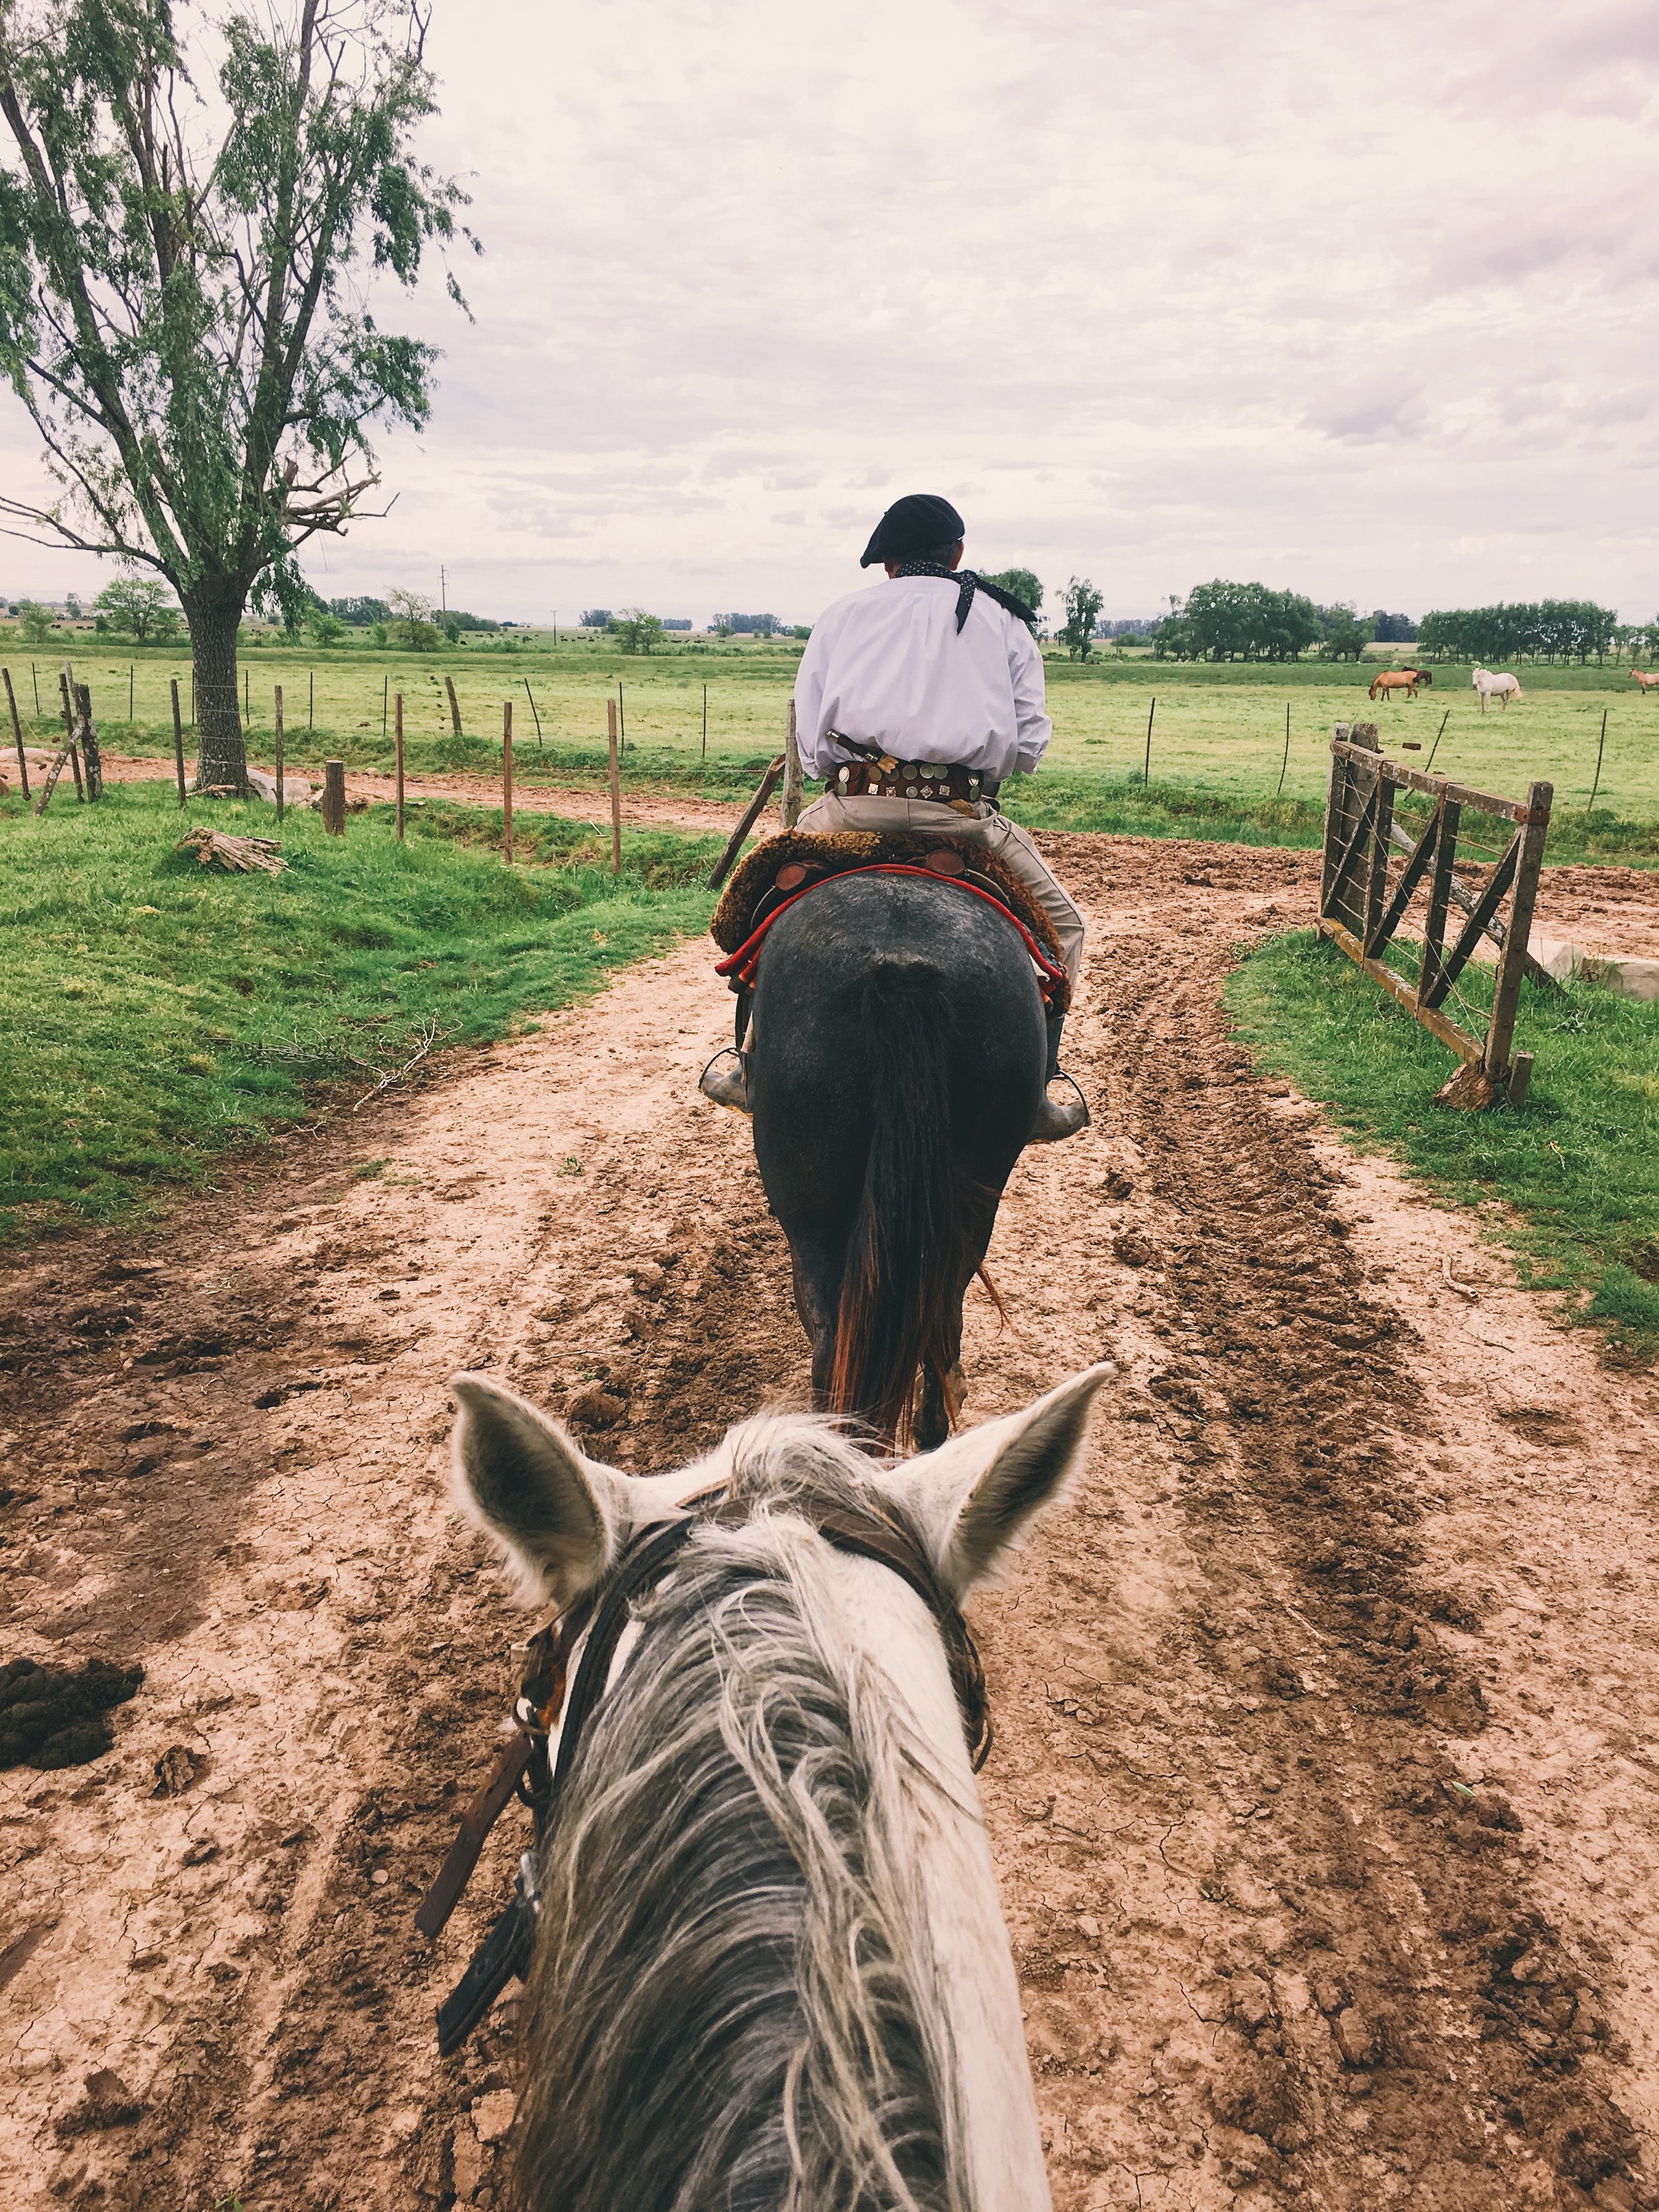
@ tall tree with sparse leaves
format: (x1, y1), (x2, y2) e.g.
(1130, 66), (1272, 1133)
(0, 0), (475, 792)
(1057, 577), (1104, 661)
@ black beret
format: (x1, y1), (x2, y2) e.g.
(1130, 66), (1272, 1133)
(859, 493), (966, 568)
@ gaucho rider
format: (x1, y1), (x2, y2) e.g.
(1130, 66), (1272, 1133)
(703, 492), (1088, 1142)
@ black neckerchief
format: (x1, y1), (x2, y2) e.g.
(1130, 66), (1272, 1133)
(891, 561), (1037, 634)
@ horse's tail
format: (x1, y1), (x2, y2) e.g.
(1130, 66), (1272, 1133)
(828, 956), (968, 1449)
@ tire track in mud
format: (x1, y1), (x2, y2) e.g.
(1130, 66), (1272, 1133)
(982, 836), (1644, 2211)
(3, 838), (1656, 2211)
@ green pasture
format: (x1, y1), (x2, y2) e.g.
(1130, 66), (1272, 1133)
(1228, 932), (1659, 1358)
(0, 778), (719, 1241)
(6, 639), (1657, 842)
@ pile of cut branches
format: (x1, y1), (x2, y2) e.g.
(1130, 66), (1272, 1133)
(177, 827), (286, 875)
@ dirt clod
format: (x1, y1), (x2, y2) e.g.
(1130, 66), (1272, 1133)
(150, 1744), (204, 1797)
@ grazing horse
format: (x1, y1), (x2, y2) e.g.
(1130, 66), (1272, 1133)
(449, 1361), (1110, 2212)
(1404, 665), (1433, 687)
(1631, 669), (1659, 694)
(1473, 666), (1523, 711)
(749, 873), (1050, 1449)
(1369, 670), (1419, 701)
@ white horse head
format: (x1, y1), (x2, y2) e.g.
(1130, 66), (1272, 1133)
(449, 1364), (1112, 2212)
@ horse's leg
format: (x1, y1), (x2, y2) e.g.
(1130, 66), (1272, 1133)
(786, 1230), (847, 1409)
(914, 1296), (966, 1453)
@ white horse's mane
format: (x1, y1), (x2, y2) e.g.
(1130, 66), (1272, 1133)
(510, 1413), (1046, 2212)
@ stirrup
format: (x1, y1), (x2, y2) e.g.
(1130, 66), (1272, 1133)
(1029, 1071), (1090, 1144)
(698, 1048), (751, 1116)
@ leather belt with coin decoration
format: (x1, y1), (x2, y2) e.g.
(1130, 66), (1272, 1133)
(825, 734), (998, 808)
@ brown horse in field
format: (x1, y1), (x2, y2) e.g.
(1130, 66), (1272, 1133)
(1369, 670), (1419, 701)
(1631, 669), (1659, 694)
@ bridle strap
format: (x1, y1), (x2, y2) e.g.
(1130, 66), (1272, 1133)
(812, 1509), (991, 1771)
(551, 1515), (698, 1791)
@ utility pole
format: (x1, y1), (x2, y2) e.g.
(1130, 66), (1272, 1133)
(440, 564), (447, 623)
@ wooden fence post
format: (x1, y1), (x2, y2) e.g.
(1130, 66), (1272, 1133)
(321, 759), (346, 835)
(781, 698), (803, 827)
(523, 676), (543, 749)
(445, 674), (463, 737)
(274, 684), (285, 824)
(706, 755), (786, 891)
(74, 683), (103, 802)
(3, 668), (28, 798)
(33, 685), (84, 814)
(1143, 695), (1156, 786)
(1482, 779), (1552, 1101)
(58, 674), (83, 801)
(702, 681), (708, 760)
(170, 679), (187, 804)
(607, 697), (622, 875)
(395, 692), (405, 841)
(502, 700), (513, 865)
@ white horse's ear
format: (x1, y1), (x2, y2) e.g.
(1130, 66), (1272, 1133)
(449, 1374), (630, 1608)
(875, 1364), (1111, 1596)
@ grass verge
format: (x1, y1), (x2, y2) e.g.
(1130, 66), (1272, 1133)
(0, 780), (721, 1242)
(1226, 930), (1659, 1357)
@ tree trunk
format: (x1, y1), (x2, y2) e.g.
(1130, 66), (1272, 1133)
(186, 595), (248, 795)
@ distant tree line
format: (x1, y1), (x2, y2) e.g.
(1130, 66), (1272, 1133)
(1415, 600), (1623, 665)
(712, 612), (782, 636)
(1371, 609), (1417, 644)
(1152, 581), (1324, 662)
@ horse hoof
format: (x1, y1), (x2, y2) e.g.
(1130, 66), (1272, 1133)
(698, 1050), (751, 1116)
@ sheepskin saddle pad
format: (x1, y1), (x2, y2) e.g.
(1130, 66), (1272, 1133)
(710, 830), (1069, 1009)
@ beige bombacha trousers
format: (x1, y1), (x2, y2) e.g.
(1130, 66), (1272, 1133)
(792, 792), (1086, 987)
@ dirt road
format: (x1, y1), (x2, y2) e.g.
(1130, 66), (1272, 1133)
(45, 749), (746, 836)
(4, 834), (1658, 2211)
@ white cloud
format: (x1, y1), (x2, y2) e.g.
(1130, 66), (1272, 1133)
(3, 0), (1658, 622)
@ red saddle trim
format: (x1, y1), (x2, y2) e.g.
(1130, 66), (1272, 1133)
(712, 863), (1068, 1003)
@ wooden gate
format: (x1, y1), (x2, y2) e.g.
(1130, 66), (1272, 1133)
(1317, 721), (1552, 1108)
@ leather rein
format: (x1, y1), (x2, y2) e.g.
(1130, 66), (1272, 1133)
(415, 1488), (989, 2053)
(713, 861), (1068, 1004)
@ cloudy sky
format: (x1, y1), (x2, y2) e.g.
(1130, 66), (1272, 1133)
(5, 0), (1658, 625)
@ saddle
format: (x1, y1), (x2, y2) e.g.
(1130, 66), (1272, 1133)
(710, 830), (1070, 1011)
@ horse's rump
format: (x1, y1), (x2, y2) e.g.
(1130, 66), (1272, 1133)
(751, 876), (1045, 1445)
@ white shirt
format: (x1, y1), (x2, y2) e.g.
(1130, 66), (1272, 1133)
(792, 573), (1052, 785)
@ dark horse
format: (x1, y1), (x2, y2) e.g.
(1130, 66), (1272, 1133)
(749, 872), (1048, 1451)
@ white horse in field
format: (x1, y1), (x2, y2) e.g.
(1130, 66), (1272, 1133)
(1472, 666), (1523, 712)
(449, 1363), (1111, 2211)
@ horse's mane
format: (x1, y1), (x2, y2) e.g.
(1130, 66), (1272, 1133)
(514, 1415), (972, 2212)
